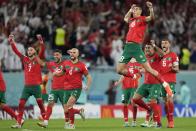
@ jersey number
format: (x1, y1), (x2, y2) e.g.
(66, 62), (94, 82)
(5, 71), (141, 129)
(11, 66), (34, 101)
(69, 67), (73, 75)
(28, 64), (32, 72)
(162, 60), (166, 67)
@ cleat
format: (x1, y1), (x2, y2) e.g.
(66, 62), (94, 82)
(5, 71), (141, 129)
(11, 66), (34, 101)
(37, 121), (48, 128)
(11, 123), (21, 129)
(79, 108), (85, 121)
(123, 122), (130, 127)
(140, 121), (150, 127)
(66, 124), (75, 129)
(167, 121), (174, 128)
(131, 121), (137, 127)
(155, 122), (162, 128)
(64, 122), (70, 129)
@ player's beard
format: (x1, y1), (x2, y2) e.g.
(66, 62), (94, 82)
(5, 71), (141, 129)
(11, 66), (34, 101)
(55, 58), (61, 63)
(28, 53), (35, 58)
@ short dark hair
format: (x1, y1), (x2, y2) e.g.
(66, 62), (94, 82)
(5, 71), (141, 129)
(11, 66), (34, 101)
(53, 49), (62, 54)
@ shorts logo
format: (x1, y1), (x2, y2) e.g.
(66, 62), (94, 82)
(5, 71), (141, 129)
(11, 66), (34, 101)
(119, 56), (125, 62)
(140, 55), (143, 58)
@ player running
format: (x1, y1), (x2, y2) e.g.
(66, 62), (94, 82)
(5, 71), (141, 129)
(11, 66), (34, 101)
(0, 62), (18, 122)
(8, 35), (46, 128)
(60, 48), (92, 129)
(117, 2), (173, 114)
(158, 39), (179, 128)
(132, 42), (163, 128)
(114, 58), (141, 127)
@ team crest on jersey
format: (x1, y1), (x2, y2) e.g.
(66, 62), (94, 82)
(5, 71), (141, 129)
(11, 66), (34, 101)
(74, 67), (80, 71)
(150, 58), (155, 63)
(130, 21), (136, 27)
(65, 66), (70, 69)
(165, 57), (172, 61)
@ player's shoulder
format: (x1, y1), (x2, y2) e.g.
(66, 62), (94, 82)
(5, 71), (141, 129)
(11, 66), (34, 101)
(78, 61), (86, 66)
(169, 52), (178, 57)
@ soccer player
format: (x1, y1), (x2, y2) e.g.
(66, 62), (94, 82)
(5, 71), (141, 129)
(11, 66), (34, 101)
(114, 58), (141, 127)
(61, 48), (92, 129)
(117, 2), (173, 113)
(36, 48), (66, 128)
(8, 35), (46, 128)
(0, 61), (18, 121)
(159, 39), (179, 128)
(133, 42), (162, 128)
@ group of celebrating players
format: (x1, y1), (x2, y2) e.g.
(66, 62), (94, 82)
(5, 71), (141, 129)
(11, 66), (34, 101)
(115, 1), (179, 128)
(0, 1), (179, 129)
(0, 34), (92, 129)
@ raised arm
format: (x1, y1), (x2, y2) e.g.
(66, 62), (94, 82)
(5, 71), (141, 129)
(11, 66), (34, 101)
(8, 35), (23, 58)
(124, 4), (136, 23)
(150, 40), (165, 57)
(36, 34), (45, 58)
(145, 1), (154, 22)
(36, 56), (46, 67)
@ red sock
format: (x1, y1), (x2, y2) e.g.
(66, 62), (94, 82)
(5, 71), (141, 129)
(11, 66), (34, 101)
(132, 99), (151, 112)
(146, 111), (150, 121)
(132, 105), (137, 121)
(1, 105), (17, 120)
(164, 103), (169, 121)
(149, 102), (161, 124)
(68, 108), (75, 124)
(145, 103), (150, 121)
(64, 112), (69, 122)
(168, 101), (174, 122)
(45, 105), (52, 120)
(36, 99), (46, 118)
(72, 108), (80, 114)
(17, 99), (26, 124)
(123, 105), (128, 122)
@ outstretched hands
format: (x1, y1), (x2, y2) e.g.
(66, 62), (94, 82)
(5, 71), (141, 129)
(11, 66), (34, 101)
(146, 1), (153, 8)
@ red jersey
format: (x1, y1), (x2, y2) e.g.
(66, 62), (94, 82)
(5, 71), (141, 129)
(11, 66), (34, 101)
(63, 60), (88, 90)
(122, 62), (141, 89)
(144, 53), (161, 84)
(0, 70), (6, 92)
(46, 61), (65, 90)
(11, 43), (42, 85)
(160, 52), (179, 83)
(126, 16), (147, 44)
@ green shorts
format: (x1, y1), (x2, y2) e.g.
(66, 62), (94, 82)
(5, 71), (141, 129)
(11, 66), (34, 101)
(21, 85), (42, 100)
(64, 89), (82, 104)
(122, 88), (137, 104)
(42, 94), (48, 102)
(0, 91), (6, 103)
(136, 84), (162, 99)
(48, 89), (64, 104)
(119, 43), (147, 64)
(161, 83), (176, 97)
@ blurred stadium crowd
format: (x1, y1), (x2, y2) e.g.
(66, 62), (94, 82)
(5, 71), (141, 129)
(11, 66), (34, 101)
(0, 0), (196, 71)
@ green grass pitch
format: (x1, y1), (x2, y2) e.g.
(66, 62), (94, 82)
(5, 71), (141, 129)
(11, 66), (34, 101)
(0, 118), (195, 131)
